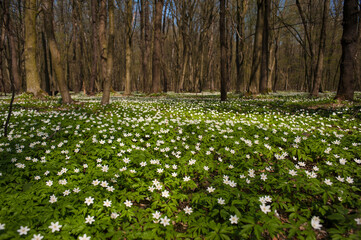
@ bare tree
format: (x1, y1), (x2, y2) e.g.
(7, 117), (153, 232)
(124, 0), (133, 95)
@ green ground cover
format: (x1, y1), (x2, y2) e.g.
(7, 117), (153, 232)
(0, 93), (360, 239)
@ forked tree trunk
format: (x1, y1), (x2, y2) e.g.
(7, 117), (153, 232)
(152, 0), (163, 93)
(220, 0), (227, 101)
(43, 0), (72, 103)
(335, 0), (359, 100)
(101, 0), (114, 105)
(24, 0), (44, 97)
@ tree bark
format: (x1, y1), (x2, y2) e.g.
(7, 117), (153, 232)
(89, 0), (98, 95)
(248, 0), (264, 94)
(311, 0), (330, 97)
(43, 0), (72, 103)
(152, 0), (164, 93)
(99, 0), (107, 93)
(259, 0), (270, 94)
(24, 0), (44, 97)
(124, 0), (133, 95)
(101, 0), (114, 105)
(141, 0), (151, 93)
(220, 0), (227, 101)
(235, 0), (248, 93)
(335, 0), (359, 100)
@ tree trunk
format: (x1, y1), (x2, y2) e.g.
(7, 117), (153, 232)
(152, 0), (163, 93)
(43, 0), (72, 103)
(141, 0), (151, 93)
(248, 0), (264, 94)
(335, 0), (359, 100)
(101, 0), (114, 105)
(259, 0), (270, 94)
(99, 0), (107, 93)
(41, 31), (51, 95)
(220, 0), (227, 101)
(124, 0), (133, 95)
(235, 0), (248, 93)
(24, 0), (44, 97)
(89, 0), (98, 95)
(311, 0), (330, 97)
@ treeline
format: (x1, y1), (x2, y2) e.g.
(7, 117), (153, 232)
(0, 0), (360, 103)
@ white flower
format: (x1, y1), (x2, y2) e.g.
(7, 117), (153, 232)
(46, 180), (53, 187)
(207, 186), (215, 193)
(260, 204), (271, 214)
(355, 218), (361, 225)
(48, 222), (62, 232)
(124, 200), (133, 207)
(162, 190), (170, 198)
(79, 233), (91, 240)
(160, 216), (170, 226)
(49, 194), (57, 203)
(73, 187), (81, 193)
(311, 216), (322, 230)
(85, 215), (95, 224)
(183, 176), (191, 182)
(63, 190), (71, 196)
(31, 234), (44, 240)
(103, 199), (112, 207)
(346, 177), (354, 184)
(203, 166), (209, 171)
(218, 198), (225, 205)
(336, 176), (344, 182)
(17, 226), (30, 235)
(339, 158), (347, 165)
(289, 169), (297, 176)
(111, 212), (119, 219)
(152, 211), (162, 219)
(229, 215), (239, 224)
(260, 173), (267, 181)
(171, 172), (178, 177)
(184, 206), (193, 215)
(324, 179), (332, 186)
(85, 196), (94, 206)
(92, 179), (100, 186)
(0, 223), (5, 230)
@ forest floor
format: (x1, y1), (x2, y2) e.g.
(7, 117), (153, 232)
(0, 92), (360, 240)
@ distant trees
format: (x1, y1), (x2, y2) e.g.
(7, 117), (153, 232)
(0, 0), (359, 101)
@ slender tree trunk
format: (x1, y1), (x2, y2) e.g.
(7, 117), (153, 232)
(89, 0), (98, 95)
(99, 0), (107, 93)
(141, 0), (151, 93)
(24, 0), (44, 97)
(311, 0), (330, 97)
(101, 0), (114, 105)
(335, 0), (359, 100)
(248, 0), (264, 94)
(235, 0), (247, 93)
(43, 0), (72, 103)
(152, 0), (163, 93)
(259, 0), (270, 94)
(124, 0), (133, 95)
(220, 0), (227, 101)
